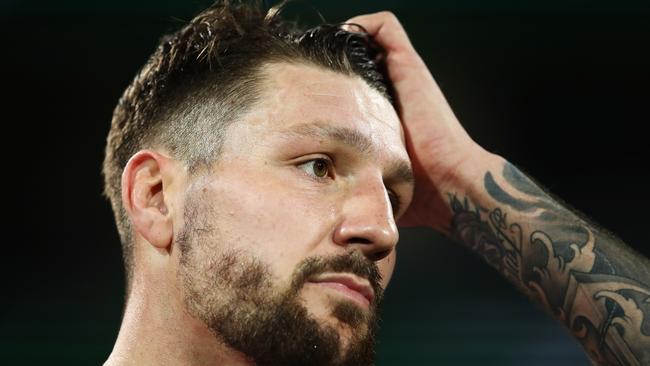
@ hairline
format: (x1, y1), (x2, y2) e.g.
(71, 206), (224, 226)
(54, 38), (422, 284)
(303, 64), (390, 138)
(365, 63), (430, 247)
(119, 59), (393, 293)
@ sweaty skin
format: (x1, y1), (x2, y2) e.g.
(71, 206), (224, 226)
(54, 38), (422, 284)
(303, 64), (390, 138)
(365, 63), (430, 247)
(105, 62), (414, 366)
(105, 10), (649, 365)
(348, 11), (650, 365)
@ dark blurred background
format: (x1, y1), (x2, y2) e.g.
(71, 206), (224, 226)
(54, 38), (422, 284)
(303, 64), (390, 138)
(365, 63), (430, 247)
(2, 0), (649, 365)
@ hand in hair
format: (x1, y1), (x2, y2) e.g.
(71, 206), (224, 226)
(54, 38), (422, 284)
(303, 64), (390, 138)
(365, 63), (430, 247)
(347, 12), (650, 366)
(345, 12), (496, 232)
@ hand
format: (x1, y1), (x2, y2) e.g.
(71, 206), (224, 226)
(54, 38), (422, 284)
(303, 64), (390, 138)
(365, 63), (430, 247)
(345, 12), (495, 232)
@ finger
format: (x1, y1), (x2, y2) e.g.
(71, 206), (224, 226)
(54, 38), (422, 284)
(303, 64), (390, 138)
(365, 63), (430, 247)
(344, 11), (415, 54)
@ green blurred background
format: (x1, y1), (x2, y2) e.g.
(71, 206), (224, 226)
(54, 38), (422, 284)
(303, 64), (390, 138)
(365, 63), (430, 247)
(3, 0), (650, 365)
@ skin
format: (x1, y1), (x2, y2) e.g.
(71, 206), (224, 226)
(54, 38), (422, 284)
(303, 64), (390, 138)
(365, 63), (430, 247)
(105, 10), (650, 365)
(105, 62), (414, 365)
(348, 11), (650, 365)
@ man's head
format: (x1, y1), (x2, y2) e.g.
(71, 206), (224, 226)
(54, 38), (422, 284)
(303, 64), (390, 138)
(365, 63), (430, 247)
(103, 1), (413, 365)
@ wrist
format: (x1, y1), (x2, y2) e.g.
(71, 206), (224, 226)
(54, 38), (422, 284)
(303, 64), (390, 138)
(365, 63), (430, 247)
(430, 145), (506, 233)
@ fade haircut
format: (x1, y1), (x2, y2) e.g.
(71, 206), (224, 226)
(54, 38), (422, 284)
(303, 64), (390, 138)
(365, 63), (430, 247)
(102, 0), (391, 287)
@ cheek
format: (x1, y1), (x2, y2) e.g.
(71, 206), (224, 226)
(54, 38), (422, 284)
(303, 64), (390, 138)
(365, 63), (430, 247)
(201, 166), (338, 277)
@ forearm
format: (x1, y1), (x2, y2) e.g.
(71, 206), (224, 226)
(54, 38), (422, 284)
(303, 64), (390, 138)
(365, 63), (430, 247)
(440, 152), (650, 365)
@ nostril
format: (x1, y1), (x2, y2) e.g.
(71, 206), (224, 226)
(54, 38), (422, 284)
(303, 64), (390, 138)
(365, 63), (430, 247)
(370, 249), (392, 261)
(346, 237), (393, 261)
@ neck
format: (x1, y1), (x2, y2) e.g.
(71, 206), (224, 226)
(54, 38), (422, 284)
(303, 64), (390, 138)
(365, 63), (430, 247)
(104, 273), (253, 366)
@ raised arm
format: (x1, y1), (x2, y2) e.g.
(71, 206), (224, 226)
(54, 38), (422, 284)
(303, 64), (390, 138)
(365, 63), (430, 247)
(445, 154), (650, 364)
(346, 12), (650, 364)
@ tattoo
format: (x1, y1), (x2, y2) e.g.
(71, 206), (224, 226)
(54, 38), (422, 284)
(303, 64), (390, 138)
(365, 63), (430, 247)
(449, 162), (650, 365)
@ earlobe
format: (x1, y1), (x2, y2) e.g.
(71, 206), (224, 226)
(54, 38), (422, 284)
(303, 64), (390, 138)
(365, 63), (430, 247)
(121, 151), (174, 250)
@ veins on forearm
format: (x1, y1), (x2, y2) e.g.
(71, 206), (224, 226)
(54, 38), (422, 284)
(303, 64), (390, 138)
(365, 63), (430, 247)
(448, 162), (650, 365)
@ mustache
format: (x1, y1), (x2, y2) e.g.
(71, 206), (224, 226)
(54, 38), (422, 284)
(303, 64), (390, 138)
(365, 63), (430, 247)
(290, 250), (384, 304)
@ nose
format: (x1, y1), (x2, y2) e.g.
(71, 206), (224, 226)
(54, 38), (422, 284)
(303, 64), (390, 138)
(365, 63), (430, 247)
(333, 178), (399, 261)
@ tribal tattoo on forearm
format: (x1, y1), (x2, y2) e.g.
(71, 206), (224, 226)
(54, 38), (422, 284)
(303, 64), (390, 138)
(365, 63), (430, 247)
(448, 162), (650, 365)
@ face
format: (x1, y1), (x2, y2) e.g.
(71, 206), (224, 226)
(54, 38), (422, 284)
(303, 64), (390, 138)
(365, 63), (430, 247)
(174, 62), (414, 365)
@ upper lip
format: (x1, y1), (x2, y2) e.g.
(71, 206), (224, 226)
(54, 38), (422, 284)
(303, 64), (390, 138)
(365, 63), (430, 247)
(309, 273), (375, 304)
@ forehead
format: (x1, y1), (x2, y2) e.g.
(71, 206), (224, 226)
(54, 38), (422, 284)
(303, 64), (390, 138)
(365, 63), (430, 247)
(250, 62), (405, 150)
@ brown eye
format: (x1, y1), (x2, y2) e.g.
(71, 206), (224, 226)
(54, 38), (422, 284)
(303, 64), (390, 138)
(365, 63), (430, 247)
(298, 158), (331, 179)
(312, 159), (328, 177)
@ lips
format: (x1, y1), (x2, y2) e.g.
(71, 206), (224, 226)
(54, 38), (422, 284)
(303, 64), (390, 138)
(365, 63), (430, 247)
(308, 273), (375, 306)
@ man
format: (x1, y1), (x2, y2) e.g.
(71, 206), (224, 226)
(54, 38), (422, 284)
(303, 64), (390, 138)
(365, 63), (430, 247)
(102, 1), (650, 365)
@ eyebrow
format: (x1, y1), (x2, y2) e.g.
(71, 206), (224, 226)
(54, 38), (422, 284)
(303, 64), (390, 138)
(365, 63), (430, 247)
(280, 121), (415, 184)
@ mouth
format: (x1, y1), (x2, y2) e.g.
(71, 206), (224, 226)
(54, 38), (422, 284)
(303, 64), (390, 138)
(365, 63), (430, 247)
(307, 273), (375, 307)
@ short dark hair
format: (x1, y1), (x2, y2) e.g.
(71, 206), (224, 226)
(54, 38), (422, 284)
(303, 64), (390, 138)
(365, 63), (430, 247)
(102, 0), (391, 287)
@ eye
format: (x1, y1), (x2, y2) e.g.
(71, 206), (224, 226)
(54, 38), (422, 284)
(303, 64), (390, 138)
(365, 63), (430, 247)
(297, 158), (332, 179)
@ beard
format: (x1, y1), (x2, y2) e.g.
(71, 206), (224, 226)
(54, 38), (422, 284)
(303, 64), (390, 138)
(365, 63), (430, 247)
(176, 195), (385, 366)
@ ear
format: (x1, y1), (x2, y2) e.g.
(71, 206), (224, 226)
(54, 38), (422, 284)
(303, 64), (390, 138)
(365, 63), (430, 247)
(121, 150), (174, 250)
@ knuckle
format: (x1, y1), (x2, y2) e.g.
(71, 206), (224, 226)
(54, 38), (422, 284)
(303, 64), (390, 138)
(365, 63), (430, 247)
(378, 11), (399, 24)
